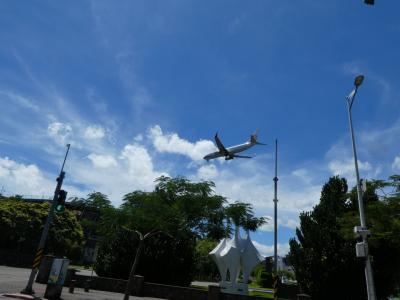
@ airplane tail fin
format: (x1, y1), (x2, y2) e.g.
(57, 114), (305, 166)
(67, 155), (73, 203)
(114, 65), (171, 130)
(250, 129), (266, 145)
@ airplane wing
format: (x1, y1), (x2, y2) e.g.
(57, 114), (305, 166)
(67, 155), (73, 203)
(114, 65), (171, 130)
(215, 133), (230, 156)
(233, 154), (252, 159)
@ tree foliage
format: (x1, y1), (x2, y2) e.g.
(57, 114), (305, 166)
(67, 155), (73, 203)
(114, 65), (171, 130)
(69, 192), (112, 237)
(0, 197), (84, 260)
(69, 191), (111, 212)
(225, 201), (267, 233)
(193, 238), (220, 281)
(95, 176), (266, 286)
(341, 176), (400, 299)
(256, 268), (274, 288)
(288, 175), (400, 299)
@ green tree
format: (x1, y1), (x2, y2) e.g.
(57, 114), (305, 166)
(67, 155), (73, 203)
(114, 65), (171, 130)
(154, 176), (228, 239)
(0, 198), (84, 262)
(86, 192), (112, 210)
(96, 177), (225, 286)
(193, 238), (220, 281)
(225, 201), (267, 233)
(288, 175), (400, 299)
(288, 176), (364, 299)
(256, 268), (274, 288)
(69, 191), (112, 238)
(95, 176), (265, 287)
(340, 176), (400, 299)
(70, 191), (111, 211)
(95, 227), (195, 286)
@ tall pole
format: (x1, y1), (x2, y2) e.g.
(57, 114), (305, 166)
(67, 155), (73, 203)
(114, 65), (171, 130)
(21, 144), (71, 295)
(346, 79), (376, 300)
(348, 87), (367, 227)
(123, 230), (163, 300)
(273, 139), (278, 273)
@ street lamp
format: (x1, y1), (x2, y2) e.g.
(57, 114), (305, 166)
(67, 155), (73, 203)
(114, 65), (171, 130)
(346, 75), (376, 300)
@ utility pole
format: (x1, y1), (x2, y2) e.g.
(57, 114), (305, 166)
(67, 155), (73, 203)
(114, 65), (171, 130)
(346, 75), (376, 300)
(123, 230), (166, 300)
(273, 139), (278, 273)
(21, 144), (71, 295)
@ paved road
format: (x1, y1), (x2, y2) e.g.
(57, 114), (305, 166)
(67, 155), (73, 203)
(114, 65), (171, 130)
(0, 266), (164, 300)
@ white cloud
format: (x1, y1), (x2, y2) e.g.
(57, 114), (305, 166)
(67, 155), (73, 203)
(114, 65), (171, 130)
(0, 141), (167, 204)
(0, 91), (39, 112)
(114, 50), (153, 121)
(260, 216), (299, 232)
(148, 125), (216, 161)
(327, 158), (381, 186)
(324, 117), (400, 184)
(197, 164), (219, 180)
(134, 134), (143, 142)
(84, 125), (105, 139)
(392, 156), (400, 171)
(358, 123), (400, 161)
(2, 121), (171, 203)
(203, 160), (322, 214)
(87, 89), (108, 114)
(283, 218), (299, 229)
(4, 119), (324, 215)
(252, 240), (290, 257)
(342, 61), (393, 104)
(325, 137), (383, 182)
(328, 159), (372, 178)
(0, 157), (53, 196)
(291, 168), (312, 184)
(259, 226), (273, 233)
(47, 122), (73, 145)
(87, 153), (117, 168)
(120, 143), (161, 180)
(69, 142), (167, 203)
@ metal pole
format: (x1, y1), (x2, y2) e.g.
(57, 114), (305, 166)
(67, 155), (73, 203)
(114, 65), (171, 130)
(21, 144), (70, 294)
(273, 139), (278, 273)
(347, 89), (376, 300)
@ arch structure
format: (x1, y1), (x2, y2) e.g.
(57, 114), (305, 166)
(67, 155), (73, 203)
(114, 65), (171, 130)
(209, 226), (264, 294)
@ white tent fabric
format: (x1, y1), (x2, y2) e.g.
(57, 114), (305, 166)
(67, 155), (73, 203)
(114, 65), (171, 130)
(209, 227), (264, 294)
(209, 238), (228, 283)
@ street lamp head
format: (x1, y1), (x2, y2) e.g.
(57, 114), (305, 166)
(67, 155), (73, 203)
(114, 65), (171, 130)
(354, 75), (364, 88)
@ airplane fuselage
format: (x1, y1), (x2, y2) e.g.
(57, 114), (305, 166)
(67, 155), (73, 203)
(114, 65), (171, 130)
(204, 142), (253, 160)
(203, 130), (265, 161)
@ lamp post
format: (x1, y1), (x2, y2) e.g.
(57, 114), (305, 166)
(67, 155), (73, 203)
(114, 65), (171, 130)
(346, 75), (376, 300)
(273, 139), (278, 274)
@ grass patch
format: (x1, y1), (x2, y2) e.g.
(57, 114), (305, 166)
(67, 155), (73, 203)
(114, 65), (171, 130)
(249, 290), (273, 298)
(248, 282), (261, 288)
(69, 264), (87, 270)
(190, 285), (209, 291)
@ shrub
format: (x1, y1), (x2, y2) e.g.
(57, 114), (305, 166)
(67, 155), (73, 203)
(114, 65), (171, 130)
(256, 269), (273, 288)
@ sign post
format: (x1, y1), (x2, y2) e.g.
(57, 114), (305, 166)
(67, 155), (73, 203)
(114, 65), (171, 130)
(44, 258), (70, 300)
(21, 144), (71, 295)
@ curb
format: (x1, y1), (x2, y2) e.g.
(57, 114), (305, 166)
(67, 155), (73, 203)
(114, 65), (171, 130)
(0, 293), (45, 300)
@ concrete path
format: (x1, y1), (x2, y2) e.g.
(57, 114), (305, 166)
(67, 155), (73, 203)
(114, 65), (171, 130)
(0, 266), (164, 300)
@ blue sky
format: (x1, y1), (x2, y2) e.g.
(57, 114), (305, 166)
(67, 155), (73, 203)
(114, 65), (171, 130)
(1, 1), (400, 256)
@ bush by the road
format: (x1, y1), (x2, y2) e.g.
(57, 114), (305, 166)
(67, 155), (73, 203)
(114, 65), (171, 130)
(256, 269), (274, 288)
(0, 197), (84, 262)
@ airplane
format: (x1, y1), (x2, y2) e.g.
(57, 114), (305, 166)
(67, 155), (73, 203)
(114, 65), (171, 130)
(203, 130), (266, 161)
